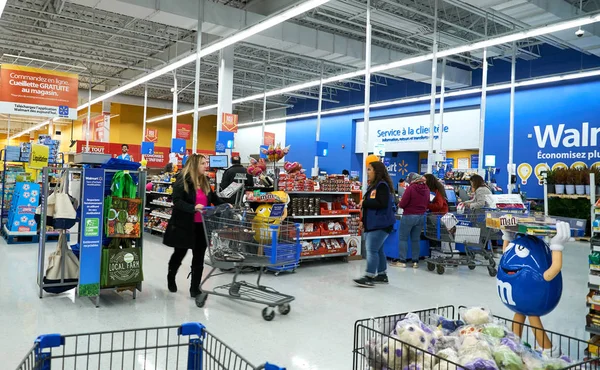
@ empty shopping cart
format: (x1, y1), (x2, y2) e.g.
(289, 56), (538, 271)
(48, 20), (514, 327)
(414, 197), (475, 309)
(196, 206), (300, 321)
(16, 322), (284, 370)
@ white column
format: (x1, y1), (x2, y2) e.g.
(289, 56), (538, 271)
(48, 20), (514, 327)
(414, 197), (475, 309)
(508, 42), (517, 193)
(478, 48), (488, 171)
(171, 73), (178, 139)
(86, 78), (91, 150)
(142, 85), (148, 143)
(426, 0), (438, 174)
(361, 0), (372, 191)
(216, 46), (234, 131)
(261, 64), (267, 145)
(313, 61), (325, 173)
(192, 0), (204, 152)
(438, 58), (446, 152)
(6, 115), (10, 146)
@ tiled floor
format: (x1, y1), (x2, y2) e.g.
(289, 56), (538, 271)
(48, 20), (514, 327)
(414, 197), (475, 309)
(1, 234), (589, 369)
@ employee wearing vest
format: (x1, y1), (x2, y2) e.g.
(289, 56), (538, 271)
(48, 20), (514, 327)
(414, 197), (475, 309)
(117, 144), (133, 161)
(354, 161), (396, 288)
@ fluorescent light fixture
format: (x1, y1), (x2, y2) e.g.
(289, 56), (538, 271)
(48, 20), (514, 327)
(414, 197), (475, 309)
(79, 0), (331, 112)
(236, 68), (600, 127)
(0, 0), (7, 18)
(9, 117), (58, 140)
(145, 104), (219, 123)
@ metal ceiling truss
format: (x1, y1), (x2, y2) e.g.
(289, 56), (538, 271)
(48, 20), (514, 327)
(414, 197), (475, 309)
(0, 0), (594, 117)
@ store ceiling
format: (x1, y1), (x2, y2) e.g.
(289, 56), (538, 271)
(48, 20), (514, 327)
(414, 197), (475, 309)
(0, 0), (598, 124)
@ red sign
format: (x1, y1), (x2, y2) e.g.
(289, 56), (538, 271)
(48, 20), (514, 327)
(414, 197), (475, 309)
(264, 132), (275, 146)
(222, 113), (238, 133)
(92, 113), (110, 142)
(144, 128), (158, 143)
(176, 123), (191, 140)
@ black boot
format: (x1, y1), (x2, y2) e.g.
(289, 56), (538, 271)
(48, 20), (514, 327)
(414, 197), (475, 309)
(189, 267), (203, 298)
(167, 261), (180, 293)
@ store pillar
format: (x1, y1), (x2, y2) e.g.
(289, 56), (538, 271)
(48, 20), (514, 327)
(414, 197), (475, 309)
(216, 46), (234, 132)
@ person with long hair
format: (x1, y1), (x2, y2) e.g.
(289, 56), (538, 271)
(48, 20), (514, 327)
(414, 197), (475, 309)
(395, 172), (430, 268)
(464, 174), (491, 210)
(424, 174), (448, 214)
(354, 161), (396, 287)
(163, 154), (225, 297)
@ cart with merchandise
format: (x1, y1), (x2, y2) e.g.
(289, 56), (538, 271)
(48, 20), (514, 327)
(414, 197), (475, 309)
(424, 210), (498, 277)
(16, 322), (284, 370)
(195, 205), (301, 321)
(352, 305), (599, 370)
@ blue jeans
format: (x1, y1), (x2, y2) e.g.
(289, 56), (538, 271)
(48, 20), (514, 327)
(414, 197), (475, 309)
(365, 229), (389, 277)
(399, 215), (424, 263)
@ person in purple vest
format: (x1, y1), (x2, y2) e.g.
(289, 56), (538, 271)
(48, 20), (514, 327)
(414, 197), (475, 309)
(354, 161), (396, 288)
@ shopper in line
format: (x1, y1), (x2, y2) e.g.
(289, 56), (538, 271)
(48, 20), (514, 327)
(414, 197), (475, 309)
(397, 178), (407, 197)
(424, 174), (449, 214)
(163, 154), (226, 298)
(463, 174), (491, 210)
(220, 156), (253, 204)
(396, 172), (429, 268)
(353, 161), (396, 288)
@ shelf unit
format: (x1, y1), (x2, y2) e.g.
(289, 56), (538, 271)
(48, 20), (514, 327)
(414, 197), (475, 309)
(145, 179), (174, 235)
(586, 172), (600, 337)
(289, 214), (350, 219)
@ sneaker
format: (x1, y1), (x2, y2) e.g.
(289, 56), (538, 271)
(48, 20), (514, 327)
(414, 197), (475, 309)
(353, 276), (375, 288)
(373, 274), (389, 284)
(391, 261), (407, 268)
(413, 262), (419, 269)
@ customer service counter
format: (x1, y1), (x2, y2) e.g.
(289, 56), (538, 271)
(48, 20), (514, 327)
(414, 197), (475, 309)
(383, 215), (430, 260)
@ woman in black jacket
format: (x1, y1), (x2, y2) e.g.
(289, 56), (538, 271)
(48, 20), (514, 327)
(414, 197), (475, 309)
(353, 160), (396, 288)
(163, 154), (225, 297)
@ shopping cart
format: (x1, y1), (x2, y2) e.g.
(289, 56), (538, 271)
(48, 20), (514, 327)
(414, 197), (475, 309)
(424, 211), (498, 276)
(196, 206), (300, 321)
(16, 322), (285, 370)
(353, 305), (598, 370)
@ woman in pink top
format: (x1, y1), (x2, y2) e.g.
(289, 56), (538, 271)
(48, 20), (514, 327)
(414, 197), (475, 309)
(163, 154), (225, 298)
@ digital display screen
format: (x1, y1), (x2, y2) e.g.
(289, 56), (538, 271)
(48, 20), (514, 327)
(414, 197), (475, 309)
(209, 155), (229, 169)
(446, 189), (457, 204)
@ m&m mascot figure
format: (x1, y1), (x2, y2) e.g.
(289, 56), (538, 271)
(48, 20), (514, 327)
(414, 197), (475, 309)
(497, 221), (570, 354)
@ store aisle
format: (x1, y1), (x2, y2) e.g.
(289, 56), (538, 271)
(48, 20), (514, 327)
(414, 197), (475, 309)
(1, 235), (588, 370)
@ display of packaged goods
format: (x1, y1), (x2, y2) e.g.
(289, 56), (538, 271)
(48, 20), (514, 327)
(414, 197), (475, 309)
(300, 237), (347, 257)
(348, 214), (361, 235)
(245, 190), (288, 203)
(7, 182), (40, 232)
(319, 221), (348, 236)
(290, 197), (320, 216)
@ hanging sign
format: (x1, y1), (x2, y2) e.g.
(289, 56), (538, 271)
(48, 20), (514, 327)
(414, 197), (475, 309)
(141, 142), (155, 155)
(144, 128), (158, 143)
(176, 123), (191, 140)
(79, 168), (105, 297)
(222, 113), (239, 133)
(171, 138), (186, 154)
(0, 64), (78, 119)
(29, 144), (49, 169)
(374, 143), (386, 157)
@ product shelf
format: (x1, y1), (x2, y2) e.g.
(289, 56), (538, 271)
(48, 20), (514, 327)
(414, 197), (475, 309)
(299, 234), (350, 241)
(287, 191), (351, 195)
(150, 201), (173, 207)
(549, 193), (600, 199)
(147, 191), (172, 196)
(300, 251), (349, 260)
(150, 212), (171, 220)
(152, 181), (173, 185)
(586, 326), (600, 335)
(289, 214), (350, 219)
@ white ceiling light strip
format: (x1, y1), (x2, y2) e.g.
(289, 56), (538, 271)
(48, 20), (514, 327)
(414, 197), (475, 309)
(237, 68), (600, 128)
(77, 0), (331, 112)
(9, 117), (59, 140)
(145, 104), (219, 123)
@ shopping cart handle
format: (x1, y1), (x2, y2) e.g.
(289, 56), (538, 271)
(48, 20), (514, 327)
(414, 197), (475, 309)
(35, 333), (64, 350)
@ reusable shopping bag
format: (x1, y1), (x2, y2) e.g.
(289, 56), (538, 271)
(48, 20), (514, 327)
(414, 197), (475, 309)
(36, 172), (79, 229)
(104, 171), (141, 238)
(43, 232), (79, 293)
(100, 238), (143, 287)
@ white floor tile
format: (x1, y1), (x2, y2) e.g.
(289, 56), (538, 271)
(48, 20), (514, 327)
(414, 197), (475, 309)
(1, 233), (589, 369)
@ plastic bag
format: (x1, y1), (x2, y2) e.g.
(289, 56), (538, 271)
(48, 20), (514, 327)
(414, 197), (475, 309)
(459, 306), (493, 326)
(492, 344), (523, 370)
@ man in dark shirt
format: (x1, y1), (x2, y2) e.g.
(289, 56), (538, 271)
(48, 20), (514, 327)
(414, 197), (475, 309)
(220, 156), (254, 204)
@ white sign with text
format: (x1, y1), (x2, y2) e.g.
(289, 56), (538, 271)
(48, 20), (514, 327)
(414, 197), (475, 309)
(355, 108), (480, 153)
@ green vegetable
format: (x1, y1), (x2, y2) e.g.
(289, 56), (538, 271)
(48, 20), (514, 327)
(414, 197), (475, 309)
(117, 210), (128, 222)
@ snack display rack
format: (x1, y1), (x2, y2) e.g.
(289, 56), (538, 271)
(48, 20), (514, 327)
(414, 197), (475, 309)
(145, 177), (174, 235)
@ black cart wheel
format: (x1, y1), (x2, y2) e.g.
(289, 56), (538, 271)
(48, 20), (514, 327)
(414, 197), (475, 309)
(427, 262), (436, 272)
(468, 263), (476, 270)
(262, 307), (275, 321)
(436, 265), (445, 275)
(195, 293), (208, 308)
(488, 267), (498, 277)
(278, 303), (291, 315)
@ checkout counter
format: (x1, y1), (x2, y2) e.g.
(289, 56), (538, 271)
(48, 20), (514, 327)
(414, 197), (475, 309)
(383, 215), (430, 260)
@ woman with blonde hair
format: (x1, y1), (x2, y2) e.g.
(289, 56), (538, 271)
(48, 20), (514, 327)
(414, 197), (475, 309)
(163, 154), (225, 297)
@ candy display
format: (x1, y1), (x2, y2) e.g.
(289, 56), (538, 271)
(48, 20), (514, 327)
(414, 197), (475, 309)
(279, 171), (315, 192)
(290, 197), (320, 216)
(348, 214), (361, 235)
(300, 237), (347, 257)
(365, 307), (574, 370)
(320, 176), (351, 192)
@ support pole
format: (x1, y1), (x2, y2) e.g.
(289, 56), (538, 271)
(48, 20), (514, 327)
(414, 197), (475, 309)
(508, 42), (517, 193)
(6, 114), (10, 147)
(439, 57), (446, 155)
(478, 48), (488, 172)
(86, 77), (91, 150)
(192, 0), (204, 152)
(171, 73), (178, 139)
(314, 61), (325, 174)
(142, 84), (148, 143)
(261, 64), (267, 145)
(427, 0), (439, 174)
(361, 0), (372, 191)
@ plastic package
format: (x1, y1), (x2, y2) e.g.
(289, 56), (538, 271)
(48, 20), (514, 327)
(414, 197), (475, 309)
(492, 344), (524, 370)
(460, 307), (493, 326)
